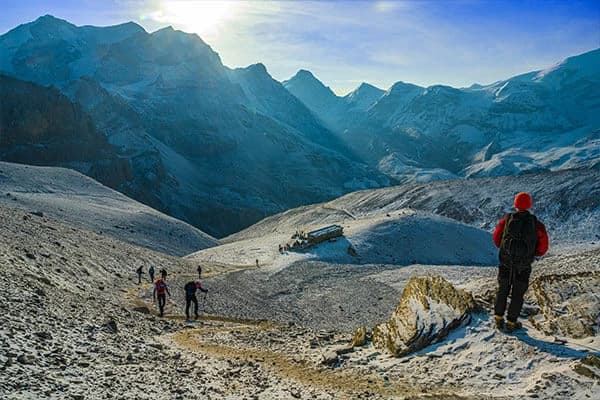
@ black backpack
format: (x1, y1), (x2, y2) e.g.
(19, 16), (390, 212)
(184, 281), (196, 296)
(499, 211), (538, 270)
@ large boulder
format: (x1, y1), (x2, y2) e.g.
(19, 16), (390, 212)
(372, 275), (475, 356)
(530, 271), (600, 338)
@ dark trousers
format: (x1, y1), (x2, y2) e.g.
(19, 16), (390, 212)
(494, 264), (531, 322)
(185, 295), (199, 319)
(137, 273), (142, 284)
(157, 294), (166, 317)
(149, 272), (154, 282)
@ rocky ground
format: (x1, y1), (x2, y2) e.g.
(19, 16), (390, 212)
(2, 199), (599, 399)
(0, 204), (466, 399)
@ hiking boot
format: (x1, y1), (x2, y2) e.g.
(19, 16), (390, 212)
(505, 320), (522, 333)
(494, 315), (505, 330)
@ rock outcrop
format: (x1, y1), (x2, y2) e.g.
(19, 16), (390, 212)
(372, 275), (475, 357)
(351, 326), (368, 347)
(530, 271), (600, 338)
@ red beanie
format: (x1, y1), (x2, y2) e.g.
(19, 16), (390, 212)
(514, 192), (532, 210)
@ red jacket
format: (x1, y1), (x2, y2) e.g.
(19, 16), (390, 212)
(493, 214), (548, 256)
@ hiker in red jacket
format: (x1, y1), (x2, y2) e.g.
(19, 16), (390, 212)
(492, 192), (548, 332)
(153, 278), (171, 317)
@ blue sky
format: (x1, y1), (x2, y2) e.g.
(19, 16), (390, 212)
(1, 0), (598, 94)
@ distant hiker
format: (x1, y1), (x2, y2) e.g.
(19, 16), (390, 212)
(136, 266), (143, 284)
(160, 268), (167, 279)
(184, 280), (208, 320)
(197, 265), (202, 279)
(493, 192), (548, 332)
(153, 278), (171, 317)
(255, 259), (259, 267)
(148, 266), (155, 283)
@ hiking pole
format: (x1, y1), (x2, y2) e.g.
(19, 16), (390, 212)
(202, 292), (208, 315)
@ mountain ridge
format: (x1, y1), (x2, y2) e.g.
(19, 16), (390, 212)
(0, 14), (598, 236)
(0, 15), (388, 237)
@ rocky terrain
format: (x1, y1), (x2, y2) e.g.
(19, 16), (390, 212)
(1, 162), (600, 399)
(0, 204), (399, 399)
(178, 167), (600, 398)
(372, 275), (476, 357)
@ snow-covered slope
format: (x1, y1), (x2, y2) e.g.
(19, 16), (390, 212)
(282, 69), (343, 126)
(0, 74), (132, 189)
(343, 83), (385, 112)
(187, 209), (497, 269)
(0, 161), (217, 255)
(283, 49), (600, 183)
(226, 168), (600, 249)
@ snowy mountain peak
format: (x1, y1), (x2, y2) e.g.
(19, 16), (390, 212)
(150, 25), (211, 46)
(152, 25), (175, 34)
(32, 14), (75, 28)
(535, 47), (600, 82)
(245, 62), (268, 75)
(283, 69), (340, 114)
(3, 14), (77, 42)
(344, 82), (385, 110)
(356, 82), (383, 92)
(387, 81), (423, 94)
(293, 69), (318, 80)
(284, 69), (335, 94)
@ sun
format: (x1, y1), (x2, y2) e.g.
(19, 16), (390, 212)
(152, 0), (241, 36)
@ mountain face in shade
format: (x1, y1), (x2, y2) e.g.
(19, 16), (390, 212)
(0, 16), (387, 237)
(282, 49), (600, 183)
(0, 74), (130, 189)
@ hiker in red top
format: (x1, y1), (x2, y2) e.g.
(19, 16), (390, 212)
(152, 277), (171, 317)
(492, 192), (548, 332)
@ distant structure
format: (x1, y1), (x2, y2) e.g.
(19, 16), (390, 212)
(278, 225), (344, 254)
(307, 225), (344, 244)
(280, 225), (344, 252)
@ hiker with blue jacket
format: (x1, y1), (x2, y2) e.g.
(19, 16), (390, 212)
(184, 280), (208, 320)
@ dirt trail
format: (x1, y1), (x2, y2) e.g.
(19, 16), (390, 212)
(169, 326), (465, 399)
(124, 280), (469, 399)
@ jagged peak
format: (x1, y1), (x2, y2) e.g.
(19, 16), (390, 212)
(347, 82), (384, 97)
(389, 81), (421, 91)
(33, 14), (73, 26)
(151, 25), (175, 35)
(383, 81), (423, 97)
(284, 69), (333, 92)
(246, 62), (268, 74)
(150, 25), (211, 47)
(344, 82), (385, 106)
(356, 82), (381, 91)
(294, 69), (316, 79)
(424, 84), (461, 95)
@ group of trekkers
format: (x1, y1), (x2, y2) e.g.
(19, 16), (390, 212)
(135, 265), (208, 320)
(278, 230), (309, 253)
